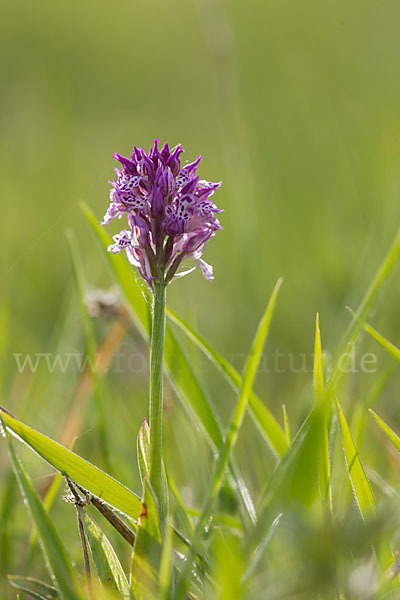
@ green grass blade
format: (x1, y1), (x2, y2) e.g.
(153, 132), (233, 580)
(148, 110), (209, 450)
(313, 314), (324, 403)
(352, 364), (396, 451)
(335, 396), (376, 520)
(66, 230), (111, 470)
(77, 508), (130, 599)
(0, 408), (142, 520)
(313, 314), (332, 514)
(240, 278), (283, 402)
(336, 400), (396, 583)
(166, 309), (287, 458)
(363, 322), (400, 362)
(0, 470), (16, 578)
(1, 417), (84, 600)
(348, 310), (400, 362)
(369, 410), (400, 452)
(367, 412), (400, 590)
(8, 576), (59, 600)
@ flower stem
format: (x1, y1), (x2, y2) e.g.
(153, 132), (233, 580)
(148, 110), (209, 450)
(149, 277), (167, 525)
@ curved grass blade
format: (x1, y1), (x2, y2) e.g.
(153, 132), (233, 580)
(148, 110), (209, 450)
(347, 308), (400, 363)
(82, 204), (255, 524)
(77, 508), (130, 599)
(335, 397), (376, 520)
(1, 417), (84, 600)
(313, 314), (324, 404)
(369, 410), (400, 453)
(0, 408), (142, 520)
(352, 363), (396, 450)
(8, 576), (59, 600)
(166, 307), (287, 458)
(363, 323), (400, 362)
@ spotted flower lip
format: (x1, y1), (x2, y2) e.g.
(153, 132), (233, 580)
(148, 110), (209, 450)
(102, 139), (223, 287)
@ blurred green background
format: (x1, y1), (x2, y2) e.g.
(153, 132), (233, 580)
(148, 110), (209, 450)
(1, 0), (400, 596)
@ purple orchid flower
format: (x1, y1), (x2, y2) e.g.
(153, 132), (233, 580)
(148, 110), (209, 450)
(102, 139), (223, 287)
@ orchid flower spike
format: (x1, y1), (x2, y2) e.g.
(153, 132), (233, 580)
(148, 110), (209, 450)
(102, 140), (223, 288)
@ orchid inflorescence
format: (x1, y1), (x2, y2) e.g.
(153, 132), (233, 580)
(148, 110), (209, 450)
(102, 139), (223, 287)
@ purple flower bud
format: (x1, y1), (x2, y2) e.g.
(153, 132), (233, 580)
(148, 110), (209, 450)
(167, 145), (183, 176)
(113, 153), (137, 175)
(154, 165), (164, 188)
(132, 146), (142, 162)
(149, 139), (159, 160)
(137, 155), (154, 179)
(159, 142), (170, 162)
(162, 167), (176, 198)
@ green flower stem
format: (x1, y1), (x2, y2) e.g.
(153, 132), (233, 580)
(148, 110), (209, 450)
(149, 277), (167, 523)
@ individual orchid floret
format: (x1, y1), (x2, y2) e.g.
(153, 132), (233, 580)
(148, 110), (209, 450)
(102, 139), (223, 288)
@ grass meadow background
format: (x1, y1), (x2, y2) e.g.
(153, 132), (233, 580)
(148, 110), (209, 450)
(1, 0), (400, 597)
